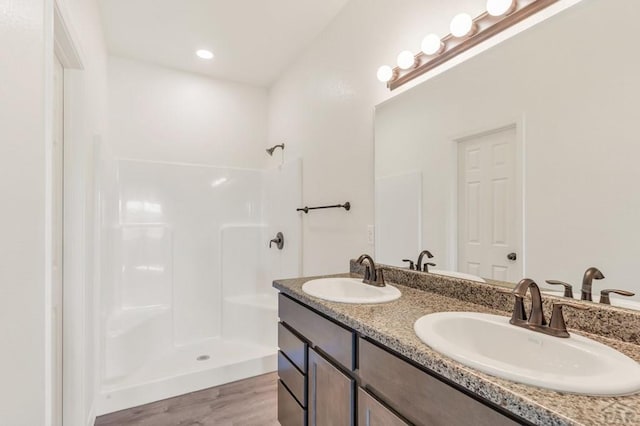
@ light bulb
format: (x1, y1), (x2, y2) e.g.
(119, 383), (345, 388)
(450, 13), (475, 38)
(377, 65), (394, 83)
(397, 50), (416, 70)
(421, 34), (444, 56)
(486, 0), (516, 16)
(196, 49), (214, 60)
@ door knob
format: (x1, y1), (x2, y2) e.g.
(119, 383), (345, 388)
(507, 252), (517, 261)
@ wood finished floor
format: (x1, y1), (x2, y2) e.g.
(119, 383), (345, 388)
(95, 372), (279, 426)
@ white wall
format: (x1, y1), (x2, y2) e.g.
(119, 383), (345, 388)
(0, 0), (48, 424)
(1, 0), (107, 424)
(267, 0), (513, 276)
(375, 0), (640, 297)
(268, 0), (581, 276)
(108, 56), (268, 169)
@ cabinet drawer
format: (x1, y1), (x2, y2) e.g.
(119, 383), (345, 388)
(358, 338), (521, 426)
(279, 322), (307, 373)
(279, 351), (306, 407)
(358, 387), (409, 426)
(279, 293), (355, 370)
(278, 380), (306, 426)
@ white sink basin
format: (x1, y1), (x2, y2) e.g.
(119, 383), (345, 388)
(429, 269), (486, 283)
(543, 290), (640, 310)
(414, 311), (640, 396)
(302, 277), (401, 304)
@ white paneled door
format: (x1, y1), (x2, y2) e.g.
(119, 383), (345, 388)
(457, 125), (521, 282)
(53, 55), (64, 426)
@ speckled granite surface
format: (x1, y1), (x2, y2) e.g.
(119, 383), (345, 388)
(273, 272), (640, 426)
(351, 261), (640, 345)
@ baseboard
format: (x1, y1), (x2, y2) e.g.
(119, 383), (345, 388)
(86, 402), (96, 426)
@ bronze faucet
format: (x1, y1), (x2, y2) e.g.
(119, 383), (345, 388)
(548, 301), (588, 338)
(510, 278), (586, 338)
(600, 289), (635, 305)
(545, 280), (574, 298)
(402, 259), (416, 270)
(416, 250), (436, 272)
(547, 267), (634, 305)
(581, 267), (605, 301)
(511, 279), (546, 326)
(356, 254), (386, 287)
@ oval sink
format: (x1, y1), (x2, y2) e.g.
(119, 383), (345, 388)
(302, 277), (401, 304)
(429, 269), (486, 283)
(543, 290), (640, 310)
(414, 312), (640, 396)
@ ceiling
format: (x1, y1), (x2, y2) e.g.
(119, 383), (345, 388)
(98, 0), (350, 87)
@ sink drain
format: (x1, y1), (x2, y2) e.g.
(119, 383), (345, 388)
(196, 354), (210, 361)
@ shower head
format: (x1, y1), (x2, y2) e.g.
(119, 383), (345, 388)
(266, 143), (285, 156)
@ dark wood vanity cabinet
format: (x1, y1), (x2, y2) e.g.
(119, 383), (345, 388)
(358, 338), (518, 426)
(357, 388), (409, 426)
(308, 348), (354, 426)
(277, 293), (525, 426)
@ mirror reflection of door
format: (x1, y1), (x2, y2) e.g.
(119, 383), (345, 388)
(457, 125), (521, 282)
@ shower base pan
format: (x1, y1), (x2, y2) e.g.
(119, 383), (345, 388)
(98, 338), (276, 415)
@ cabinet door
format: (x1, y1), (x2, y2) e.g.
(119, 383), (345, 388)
(358, 388), (409, 426)
(308, 348), (354, 426)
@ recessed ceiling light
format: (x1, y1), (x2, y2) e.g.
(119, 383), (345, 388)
(196, 49), (214, 60)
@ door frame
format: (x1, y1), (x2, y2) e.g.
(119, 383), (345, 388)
(47, 2), (84, 426)
(449, 116), (526, 278)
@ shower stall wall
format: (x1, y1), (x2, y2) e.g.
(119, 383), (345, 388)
(97, 157), (301, 414)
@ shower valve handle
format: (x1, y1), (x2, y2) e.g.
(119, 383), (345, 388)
(269, 232), (284, 250)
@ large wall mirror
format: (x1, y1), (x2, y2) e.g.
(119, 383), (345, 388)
(374, 0), (640, 309)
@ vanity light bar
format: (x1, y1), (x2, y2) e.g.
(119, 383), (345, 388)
(380, 0), (559, 91)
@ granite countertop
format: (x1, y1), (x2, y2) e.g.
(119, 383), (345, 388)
(273, 273), (640, 426)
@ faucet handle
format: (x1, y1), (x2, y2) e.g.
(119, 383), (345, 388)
(422, 262), (436, 272)
(600, 289), (635, 305)
(549, 301), (588, 338)
(402, 259), (416, 270)
(545, 280), (574, 298)
(362, 264), (372, 282)
(374, 268), (386, 287)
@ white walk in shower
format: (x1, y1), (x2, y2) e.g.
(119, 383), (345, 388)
(96, 156), (301, 414)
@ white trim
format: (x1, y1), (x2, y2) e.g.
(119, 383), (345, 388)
(44, 0), (55, 424)
(54, 0), (84, 69)
(516, 115), (527, 277)
(86, 403), (96, 426)
(52, 3), (85, 426)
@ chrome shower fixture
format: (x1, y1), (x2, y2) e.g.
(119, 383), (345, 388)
(266, 143), (285, 156)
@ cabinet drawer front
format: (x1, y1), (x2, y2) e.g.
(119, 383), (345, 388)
(358, 387), (409, 426)
(279, 322), (308, 373)
(279, 380), (307, 426)
(279, 293), (355, 370)
(279, 351), (307, 407)
(308, 348), (354, 426)
(358, 338), (520, 426)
